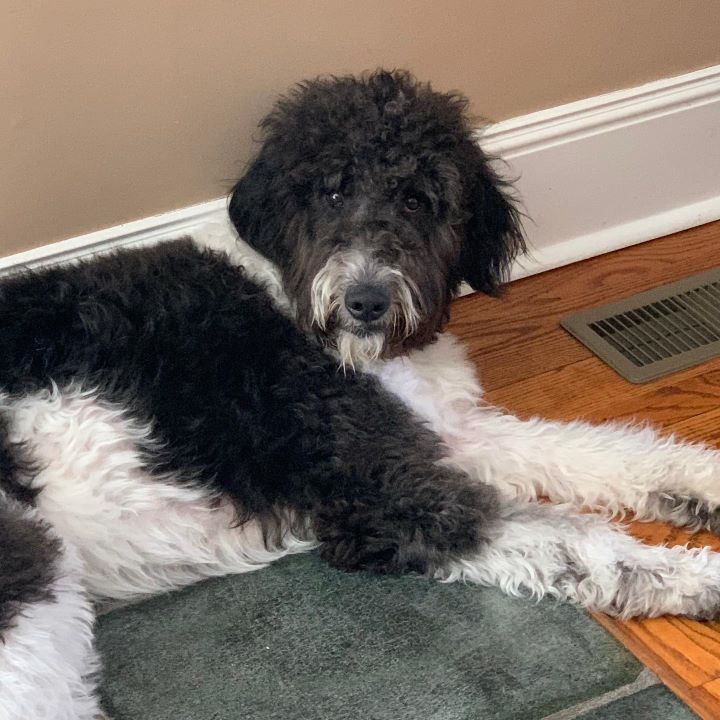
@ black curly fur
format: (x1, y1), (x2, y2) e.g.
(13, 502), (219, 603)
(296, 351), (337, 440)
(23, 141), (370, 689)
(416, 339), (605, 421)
(230, 70), (525, 353)
(0, 501), (61, 635)
(0, 411), (38, 505)
(0, 239), (497, 575)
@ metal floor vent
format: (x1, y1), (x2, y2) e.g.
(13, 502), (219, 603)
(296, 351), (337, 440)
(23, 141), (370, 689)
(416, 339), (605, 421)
(561, 267), (720, 383)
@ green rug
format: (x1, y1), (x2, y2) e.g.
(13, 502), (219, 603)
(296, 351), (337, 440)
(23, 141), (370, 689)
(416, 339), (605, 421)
(96, 553), (690, 720)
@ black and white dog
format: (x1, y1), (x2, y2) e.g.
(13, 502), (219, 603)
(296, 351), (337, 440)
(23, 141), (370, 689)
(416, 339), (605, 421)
(2, 70), (720, 719)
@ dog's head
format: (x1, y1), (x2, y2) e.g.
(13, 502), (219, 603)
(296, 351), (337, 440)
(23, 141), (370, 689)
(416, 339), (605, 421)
(229, 70), (525, 366)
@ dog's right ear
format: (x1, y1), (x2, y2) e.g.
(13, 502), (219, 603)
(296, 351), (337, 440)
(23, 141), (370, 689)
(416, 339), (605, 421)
(229, 151), (287, 264)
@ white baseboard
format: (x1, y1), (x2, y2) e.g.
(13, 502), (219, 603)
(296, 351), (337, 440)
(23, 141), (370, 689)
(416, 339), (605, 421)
(2, 65), (719, 279)
(481, 64), (720, 279)
(0, 198), (228, 274)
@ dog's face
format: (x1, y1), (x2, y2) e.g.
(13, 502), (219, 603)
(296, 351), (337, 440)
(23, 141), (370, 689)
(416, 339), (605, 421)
(229, 70), (525, 366)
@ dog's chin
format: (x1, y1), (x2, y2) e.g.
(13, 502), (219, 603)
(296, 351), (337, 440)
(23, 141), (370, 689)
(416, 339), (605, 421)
(333, 329), (387, 371)
(324, 313), (438, 369)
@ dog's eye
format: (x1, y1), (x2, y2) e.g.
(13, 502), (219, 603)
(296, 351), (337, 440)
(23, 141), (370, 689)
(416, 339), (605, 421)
(327, 191), (344, 209)
(404, 197), (420, 213)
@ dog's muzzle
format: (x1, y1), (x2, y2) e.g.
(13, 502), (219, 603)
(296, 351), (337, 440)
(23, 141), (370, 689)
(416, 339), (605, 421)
(309, 248), (423, 368)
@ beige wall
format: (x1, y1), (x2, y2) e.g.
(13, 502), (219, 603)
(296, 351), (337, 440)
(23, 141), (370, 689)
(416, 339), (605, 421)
(2, 0), (720, 257)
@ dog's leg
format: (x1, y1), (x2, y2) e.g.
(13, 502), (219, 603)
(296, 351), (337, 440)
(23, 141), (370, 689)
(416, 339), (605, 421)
(0, 500), (103, 720)
(448, 412), (720, 532)
(313, 457), (499, 575)
(310, 397), (720, 618)
(445, 500), (720, 619)
(373, 334), (720, 532)
(294, 370), (499, 575)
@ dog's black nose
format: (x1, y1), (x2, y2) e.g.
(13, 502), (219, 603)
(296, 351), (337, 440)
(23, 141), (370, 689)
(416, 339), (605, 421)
(345, 284), (391, 322)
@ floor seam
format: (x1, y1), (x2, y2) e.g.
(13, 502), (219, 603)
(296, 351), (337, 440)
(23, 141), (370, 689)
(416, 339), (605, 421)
(538, 667), (660, 720)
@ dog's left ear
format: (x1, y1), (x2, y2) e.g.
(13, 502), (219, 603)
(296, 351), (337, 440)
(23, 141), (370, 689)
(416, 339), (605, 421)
(229, 148), (290, 265)
(457, 145), (526, 295)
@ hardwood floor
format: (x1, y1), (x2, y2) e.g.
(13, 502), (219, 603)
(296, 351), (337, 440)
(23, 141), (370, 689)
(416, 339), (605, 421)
(447, 219), (720, 719)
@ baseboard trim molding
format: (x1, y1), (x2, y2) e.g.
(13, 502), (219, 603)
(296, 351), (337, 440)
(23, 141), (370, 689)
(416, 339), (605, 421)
(486, 65), (720, 280)
(512, 194), (720, 280)
(480, 65), (720, 158)
(0, 198), (227, 274)
(2, 65), (718, 280)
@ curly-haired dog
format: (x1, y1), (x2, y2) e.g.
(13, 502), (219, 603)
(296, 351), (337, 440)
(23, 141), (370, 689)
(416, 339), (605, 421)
(2, 70), (720, 719)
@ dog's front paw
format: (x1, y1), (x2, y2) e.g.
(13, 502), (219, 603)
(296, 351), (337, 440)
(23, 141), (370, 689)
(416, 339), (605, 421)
(313, 475), (498, 575)
(314, 498), (431, 574)
(318, 531), (408, 574)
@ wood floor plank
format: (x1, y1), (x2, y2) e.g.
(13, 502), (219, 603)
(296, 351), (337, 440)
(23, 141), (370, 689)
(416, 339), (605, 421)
(468, 329), (590, 395)
(448, 219), (720, 719)
(703, 678), (720, 702)
(684, 685), (720, 720)
(601, 369), (720, 429)
(668, 407), (720, 446)
(451, 222), (720, 333)
(484, 356), (720, 425)
(674, 619), (720, 659)
(617, 617), (720, 686)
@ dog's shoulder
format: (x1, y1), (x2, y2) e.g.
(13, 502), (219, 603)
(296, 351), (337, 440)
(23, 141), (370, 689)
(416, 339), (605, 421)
(191, 218), (293, 316)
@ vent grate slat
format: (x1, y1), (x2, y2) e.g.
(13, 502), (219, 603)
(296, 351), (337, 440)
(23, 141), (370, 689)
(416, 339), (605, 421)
(561, 268), (720, 383)
(692, 286), (720, 332)
(634, 307), (691, 355)
(654, 299), (706, 348)
(590, 318), (653, 366)
(678, 291), (720, 337)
